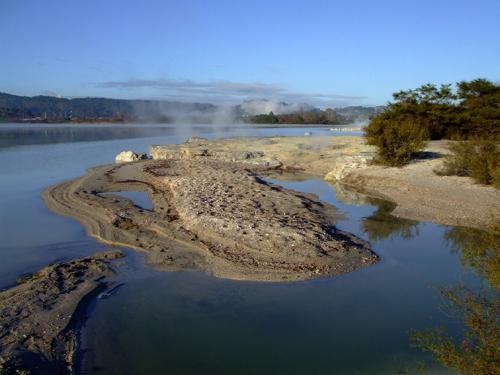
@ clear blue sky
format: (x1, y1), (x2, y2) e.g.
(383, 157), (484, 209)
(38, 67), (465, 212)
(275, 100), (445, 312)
(1, 0), (499, 107)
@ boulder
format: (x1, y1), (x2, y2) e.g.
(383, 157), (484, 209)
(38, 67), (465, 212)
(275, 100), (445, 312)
(115, 151), (148, 163)
(324, 155), (372, 181)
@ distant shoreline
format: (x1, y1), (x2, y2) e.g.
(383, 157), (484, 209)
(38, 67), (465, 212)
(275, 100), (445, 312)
(0, 121), (364, 131)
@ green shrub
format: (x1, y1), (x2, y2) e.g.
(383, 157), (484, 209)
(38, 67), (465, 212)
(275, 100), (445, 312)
(365, 79), (499, 168)
(365, 116), (428, 166)
(437, 139), (500, 187)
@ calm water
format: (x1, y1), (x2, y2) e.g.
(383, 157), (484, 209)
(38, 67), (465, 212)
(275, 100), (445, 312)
(0, 124), (478, 374)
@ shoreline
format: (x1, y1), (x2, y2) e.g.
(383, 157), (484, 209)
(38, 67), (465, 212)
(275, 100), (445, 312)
(0, 251), (123, 374)
(0, 121), (363, 130)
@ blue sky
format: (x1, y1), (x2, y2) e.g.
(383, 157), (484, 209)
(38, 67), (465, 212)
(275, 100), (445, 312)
(1, 0), (499, 107)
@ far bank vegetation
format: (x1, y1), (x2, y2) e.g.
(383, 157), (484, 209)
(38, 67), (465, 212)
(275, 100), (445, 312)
(245, 108), (340, 125)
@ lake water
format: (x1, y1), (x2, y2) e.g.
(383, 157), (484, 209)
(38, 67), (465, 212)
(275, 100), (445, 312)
(0, 124), (480, 374)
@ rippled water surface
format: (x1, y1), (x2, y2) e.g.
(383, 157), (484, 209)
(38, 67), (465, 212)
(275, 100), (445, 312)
(0, 123), (479, 374)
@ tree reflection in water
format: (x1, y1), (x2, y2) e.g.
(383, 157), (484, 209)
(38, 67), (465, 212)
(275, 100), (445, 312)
(411, 222), (500, 374)
(361, 199), (420, 242)
(329, 181), (420, 242)
(445, 224), (500, 289)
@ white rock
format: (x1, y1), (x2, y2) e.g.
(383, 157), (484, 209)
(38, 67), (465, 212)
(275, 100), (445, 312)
(115, 151), (148, 163)
(324, 155), (372, 181)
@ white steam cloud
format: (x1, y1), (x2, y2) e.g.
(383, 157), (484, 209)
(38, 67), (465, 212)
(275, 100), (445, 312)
(238, 100), (316, 115)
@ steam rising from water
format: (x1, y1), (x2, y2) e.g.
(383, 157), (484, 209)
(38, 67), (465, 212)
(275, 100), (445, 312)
(128, 99), (325, 124)
(121, 97), (380, 126)
(238, 100), (315, 116)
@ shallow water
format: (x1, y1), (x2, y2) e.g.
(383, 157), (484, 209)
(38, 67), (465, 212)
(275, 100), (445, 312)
(80, 179), (471, 375)
(100, 191), (154, 211)
(0, 123), (479, 374)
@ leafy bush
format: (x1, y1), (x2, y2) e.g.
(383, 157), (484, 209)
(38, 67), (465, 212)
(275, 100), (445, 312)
(365, 79), (499, 168)
(365, 116), (428, 166)
(436, 139), (500, 187)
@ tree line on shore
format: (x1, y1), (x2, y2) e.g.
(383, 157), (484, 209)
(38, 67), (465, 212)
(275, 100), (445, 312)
(365, 78), (499, 188)
(243, 108), (340, 125)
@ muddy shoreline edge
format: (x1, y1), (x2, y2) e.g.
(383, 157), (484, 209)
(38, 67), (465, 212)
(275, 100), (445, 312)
(0, 251), (123, 374)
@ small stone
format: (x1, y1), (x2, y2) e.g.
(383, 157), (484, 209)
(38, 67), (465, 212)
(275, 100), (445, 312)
(115, 151), (148, 163)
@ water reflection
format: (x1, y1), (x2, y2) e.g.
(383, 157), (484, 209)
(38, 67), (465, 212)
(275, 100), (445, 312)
(444, 223), (500, 289)
(329, 182), (420, 241)
(411, 223), (500, 373)
(0, 125), (173, 148)
(0, 123), (345, 149)
(361, 200), (420, 242)
(268, 176), (421, 242)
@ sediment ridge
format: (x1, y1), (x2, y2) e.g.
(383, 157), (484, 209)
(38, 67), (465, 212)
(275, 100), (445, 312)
(43, 154), (378, 282)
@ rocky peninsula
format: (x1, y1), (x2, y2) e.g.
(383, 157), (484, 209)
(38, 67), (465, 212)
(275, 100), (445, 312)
(40, 134), (500, 286)
(43, 137), (381, 282)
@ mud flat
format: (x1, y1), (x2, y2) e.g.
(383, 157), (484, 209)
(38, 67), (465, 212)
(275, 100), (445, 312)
(152, 136), (500, 229)
(0, 251), (123, 374)
(43, 154), (378, 282)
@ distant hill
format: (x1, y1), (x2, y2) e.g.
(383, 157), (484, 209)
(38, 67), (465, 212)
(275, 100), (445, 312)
(0, 92), (384, 124)
(0, 92), (217, 123)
